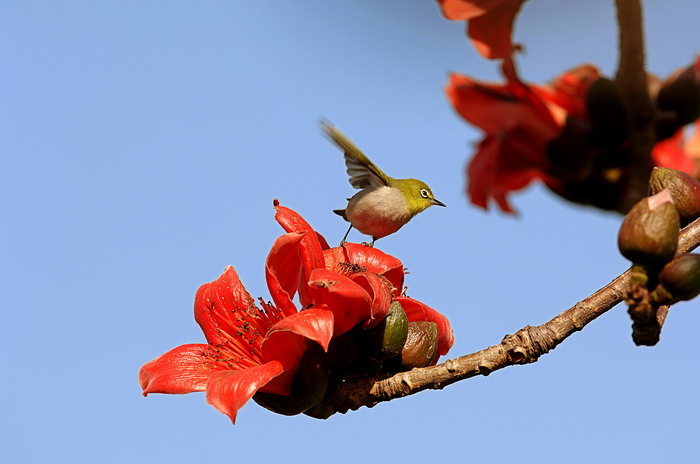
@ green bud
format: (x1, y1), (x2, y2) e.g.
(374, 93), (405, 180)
(618, 190), (680, 267)
(400, 321), (439, 369)
(648, 167), (700, 226)
(629, 263), (650, 286)
(253, 344), (328, 416)
(366, 301), (409, 360)
(658, 254), (700, 302)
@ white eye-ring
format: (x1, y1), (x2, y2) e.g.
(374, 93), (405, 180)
(420, 188), (429, 198)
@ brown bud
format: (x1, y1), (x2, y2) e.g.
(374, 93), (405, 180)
(618, 190), (680, 267)
(400, 321), (439, 369)
(253, 344), (328, 416)
(656, 62), (700, 127)
(658, 254), (700, 302)
(648, 167), (700, 226)
(366, 301), (409, 360)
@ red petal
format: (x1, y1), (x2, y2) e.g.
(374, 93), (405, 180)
(343, 244), (405, 290)
(274, 203), (326, 269)
(437, 0), (504, 20)
(535, 64), (601, 120)
(206, 361), (284, 424)
(653, 127), (698, 175)
(351, 272), (391, 329)
(274, 203), (327, 306)
(265, 232), (304, 317)
(195, 267), (280, 362)
(447, 72), (560, 149)
(500, 57), (566, 126)
(194, 267), (257, 346)
(315, 232), (331, 250)
(396, 296), (455, 359)
(307, 268), (373, 336)
(260, 307), (334, 394)
(686, 120), (700, 165)
(263, 308), (334, 362)
(447, 72), (560, 212)
(467, 1), (524, 59)
(139, 344), (225, 395)
(467, 135), (544, 212)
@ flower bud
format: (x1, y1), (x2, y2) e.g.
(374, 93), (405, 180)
(656, 62), (700, 128)
(618, 190), (680, 266)
(366, 301), (409, 360)
(648, 167), (700, 226)
(254, 345), (328, 416)
(400, 321), (439, 369)
(658, 254), (700, 302)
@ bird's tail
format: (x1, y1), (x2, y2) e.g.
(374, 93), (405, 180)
(333, 209), (348, 220)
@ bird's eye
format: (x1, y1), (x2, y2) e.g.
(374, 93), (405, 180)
(420, 188), (429, 198)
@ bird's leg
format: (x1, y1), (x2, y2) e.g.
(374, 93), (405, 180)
(340, 224), (353, 245)
(360, 237), (377, 247)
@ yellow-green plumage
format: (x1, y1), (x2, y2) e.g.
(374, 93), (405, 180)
(322, 121), (445, 244)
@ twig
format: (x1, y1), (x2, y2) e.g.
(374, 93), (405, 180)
(614, 0), (655, 211)
(328, 218), (700, 412)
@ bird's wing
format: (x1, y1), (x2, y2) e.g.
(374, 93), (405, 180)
(321, 120), (390, 189)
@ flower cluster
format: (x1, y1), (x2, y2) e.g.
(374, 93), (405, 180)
(139, 201), (454, 423)
(437, 0), (700, 213)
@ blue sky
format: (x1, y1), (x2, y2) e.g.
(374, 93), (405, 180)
(2, 1), (699, 463)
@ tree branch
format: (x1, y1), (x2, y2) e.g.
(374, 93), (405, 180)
(328, 217), (700, 413)
(614, 0), (655, 211)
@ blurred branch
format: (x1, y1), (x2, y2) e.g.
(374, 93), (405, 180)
(328, 217), (700, 413)
(614, 0), (655, 211)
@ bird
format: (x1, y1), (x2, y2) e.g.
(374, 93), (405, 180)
(321, 120), (445, 246)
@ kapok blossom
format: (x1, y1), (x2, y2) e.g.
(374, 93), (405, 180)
(139, 232), (335, 424)
(139, 201), (454, 422)
(447, 56), (700, 213)
(446, 58), (600, 212)
(275, 201), (454, 361)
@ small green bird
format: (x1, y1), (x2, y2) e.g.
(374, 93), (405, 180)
(322, 121), (445, 245)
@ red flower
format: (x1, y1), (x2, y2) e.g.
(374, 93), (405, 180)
(437, 0), (526, 59)
(446, 59), (600, 212)
(275, 201), (454, 362)
(653, 121), (700, 177)
(140, 202), (455, 422)
(652, 56), (700, 176)
(139, 233), (335, 423)
(447, 55), (700, 213)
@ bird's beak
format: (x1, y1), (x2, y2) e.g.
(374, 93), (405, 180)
(432, 198), (446, 207)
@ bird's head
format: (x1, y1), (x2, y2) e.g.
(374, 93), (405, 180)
(397, 179), (446, 216)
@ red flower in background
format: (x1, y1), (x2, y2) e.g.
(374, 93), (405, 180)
(446, 59), (600, 212)
(653, 121), (700, 177)
(652, 56), (700, 176)
(437, 0), (526, 59)
(447, 56), (700, 213)
(140, 202), (454, 422)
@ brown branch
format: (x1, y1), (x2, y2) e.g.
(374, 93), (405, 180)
(614, 0), (656, 211)
(328, 217), (700, 413)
